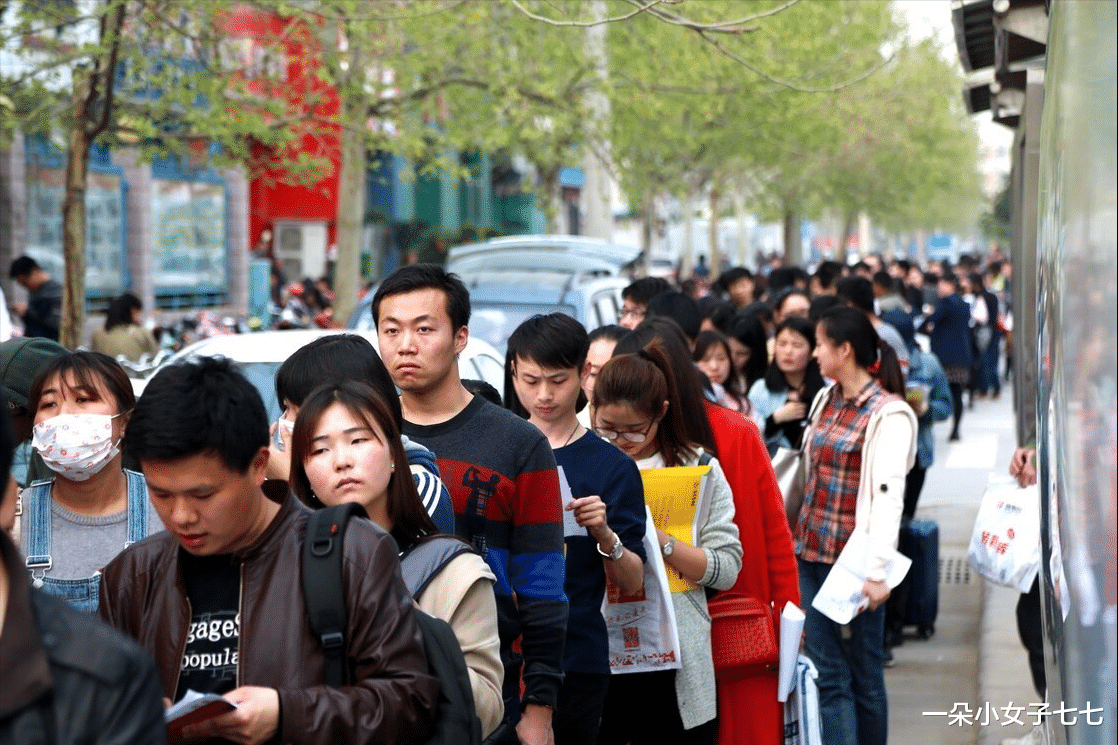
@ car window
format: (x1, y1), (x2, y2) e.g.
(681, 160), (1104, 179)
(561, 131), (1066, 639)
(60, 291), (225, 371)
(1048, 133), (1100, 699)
(594, 293), (619, 328)
(470, 303), (577, 353)
(463, 352), (506, 396)
(236, 362), (284, 424)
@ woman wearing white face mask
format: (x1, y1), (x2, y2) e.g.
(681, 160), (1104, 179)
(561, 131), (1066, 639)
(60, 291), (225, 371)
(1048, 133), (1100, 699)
(21, 351), (160, 613)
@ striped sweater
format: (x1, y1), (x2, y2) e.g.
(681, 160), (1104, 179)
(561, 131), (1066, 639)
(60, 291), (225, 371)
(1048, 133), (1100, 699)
(403, 395), (568, 709)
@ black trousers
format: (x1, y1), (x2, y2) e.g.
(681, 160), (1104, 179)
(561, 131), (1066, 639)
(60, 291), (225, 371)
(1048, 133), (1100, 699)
(555, 672), (610, 745)
(1017, 577), (1047, 699)
(597, 670), (715, 745)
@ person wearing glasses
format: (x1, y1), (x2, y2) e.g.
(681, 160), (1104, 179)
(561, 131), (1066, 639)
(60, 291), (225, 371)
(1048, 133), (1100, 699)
(618, 277), (672, 330)
(504, 314), (646, 745)
(592, 340), (742, 745)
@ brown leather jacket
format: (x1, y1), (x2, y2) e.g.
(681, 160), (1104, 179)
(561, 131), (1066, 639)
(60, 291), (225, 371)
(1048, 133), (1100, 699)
(98, 484), (438, 744)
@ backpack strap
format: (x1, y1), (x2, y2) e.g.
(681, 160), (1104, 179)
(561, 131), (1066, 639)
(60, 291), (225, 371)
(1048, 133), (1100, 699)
(400, 536), (475, 602)
(302, 502), (367, 688)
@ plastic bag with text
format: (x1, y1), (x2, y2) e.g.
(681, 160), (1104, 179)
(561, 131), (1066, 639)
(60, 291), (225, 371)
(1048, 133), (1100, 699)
(966, 477), (1040, 593)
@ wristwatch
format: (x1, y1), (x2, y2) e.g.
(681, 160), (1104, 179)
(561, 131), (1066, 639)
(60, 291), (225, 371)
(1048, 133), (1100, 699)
(661, 535), (675, 557)
(597, 532), (625, 562)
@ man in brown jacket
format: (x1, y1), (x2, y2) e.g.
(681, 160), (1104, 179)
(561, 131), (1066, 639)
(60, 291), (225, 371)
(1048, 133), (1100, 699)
(98, 356), (438, 745)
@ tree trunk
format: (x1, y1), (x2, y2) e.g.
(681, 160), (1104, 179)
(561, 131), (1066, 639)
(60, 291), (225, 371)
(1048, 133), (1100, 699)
(640, 193), (654, 277)
(60, 81), (90, 350)
(539, 165), (564, 234)
(708, 185), (720, 278)
(332, 36), (366, 328)
(732, 190), (748, 268)
(680, 188), (696, 280)
(782, 207), (800, 267)
(841, 210), (857, 259)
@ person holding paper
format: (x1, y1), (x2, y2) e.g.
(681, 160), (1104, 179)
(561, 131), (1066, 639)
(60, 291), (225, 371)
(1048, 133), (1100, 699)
(98, 357), (439, 745)
(617, 317), (802, 745)
(505, 314), (647, 745)
(593, 340), (742, 745)
(794, 306), (917, 745)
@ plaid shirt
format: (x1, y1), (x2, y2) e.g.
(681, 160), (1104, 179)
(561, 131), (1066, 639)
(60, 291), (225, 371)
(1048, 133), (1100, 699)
(795, 380), (892, 564)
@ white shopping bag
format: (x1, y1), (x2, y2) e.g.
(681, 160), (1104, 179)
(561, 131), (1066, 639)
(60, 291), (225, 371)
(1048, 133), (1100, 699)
(602, 507), (682, 674)
(967, 476), (1040, 593)
(783, 655), (823, 745)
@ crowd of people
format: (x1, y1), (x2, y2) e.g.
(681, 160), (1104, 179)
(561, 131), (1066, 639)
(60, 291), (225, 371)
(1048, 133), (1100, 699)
(0, 249), (1011, 745)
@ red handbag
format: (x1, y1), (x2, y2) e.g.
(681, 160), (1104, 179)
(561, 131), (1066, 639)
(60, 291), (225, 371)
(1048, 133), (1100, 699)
(708, 594), (780, 678)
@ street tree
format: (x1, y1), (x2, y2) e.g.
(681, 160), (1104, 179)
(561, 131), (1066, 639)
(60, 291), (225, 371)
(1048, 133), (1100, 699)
(1, 0), (326, 347)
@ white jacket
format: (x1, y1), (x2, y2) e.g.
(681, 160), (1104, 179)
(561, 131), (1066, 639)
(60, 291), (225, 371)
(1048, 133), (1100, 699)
(806, 384), (917, 581)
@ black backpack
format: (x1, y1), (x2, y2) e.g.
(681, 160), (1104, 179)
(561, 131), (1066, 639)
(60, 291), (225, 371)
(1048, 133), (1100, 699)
(301, 505), (483, 745)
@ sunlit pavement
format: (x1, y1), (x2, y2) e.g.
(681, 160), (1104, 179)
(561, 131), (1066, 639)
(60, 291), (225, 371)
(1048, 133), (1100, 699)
(887, 383), (1040, 744)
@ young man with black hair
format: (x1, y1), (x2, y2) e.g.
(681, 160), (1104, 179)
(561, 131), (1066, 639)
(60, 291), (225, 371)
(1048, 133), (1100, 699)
(98, 357), (438, 745)
(505, 313), (646, 745)
(8, 256), (62, 341)
(834, 275), (910, 374)
(809, 260), (845, 297)
(0, 392), (166, 743)
(619, 276), (672, 330)
(374, 265), (567, 745)
(715, 267), (755, 310)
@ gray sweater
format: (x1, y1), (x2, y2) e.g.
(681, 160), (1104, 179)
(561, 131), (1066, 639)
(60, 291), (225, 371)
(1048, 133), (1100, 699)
(636, 450), (742, 729)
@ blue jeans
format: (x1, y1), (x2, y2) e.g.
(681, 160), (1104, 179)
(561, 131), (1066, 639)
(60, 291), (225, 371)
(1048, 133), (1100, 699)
(798, 558), (889, 745)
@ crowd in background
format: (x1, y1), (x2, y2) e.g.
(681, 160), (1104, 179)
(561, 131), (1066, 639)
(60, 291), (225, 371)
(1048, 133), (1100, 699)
(0, 247), (1010, 745)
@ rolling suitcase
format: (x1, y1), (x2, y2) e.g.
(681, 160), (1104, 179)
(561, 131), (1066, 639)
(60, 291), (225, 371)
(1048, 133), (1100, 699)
(896, 518), (939, 638)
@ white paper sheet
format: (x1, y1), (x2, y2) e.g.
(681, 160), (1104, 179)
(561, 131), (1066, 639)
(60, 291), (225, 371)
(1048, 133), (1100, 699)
(778, 602), (806, 702)
(557, 466), (587, 538)
(810, 530), (911, 625)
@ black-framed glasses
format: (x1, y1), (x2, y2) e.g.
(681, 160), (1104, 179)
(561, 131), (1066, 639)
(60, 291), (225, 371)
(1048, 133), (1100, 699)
(594, 420), (656, 443)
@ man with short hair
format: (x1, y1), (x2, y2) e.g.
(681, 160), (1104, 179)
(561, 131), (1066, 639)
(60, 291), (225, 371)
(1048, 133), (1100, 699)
(715, 267), (755, 310)
(0, 392), (167, 743)
(834, 275), (910, 373)
(618, 276), (672, 330)
(99, 357), (437, 745)
(8, 256), (62, 341)
(374, 265), (567, 745)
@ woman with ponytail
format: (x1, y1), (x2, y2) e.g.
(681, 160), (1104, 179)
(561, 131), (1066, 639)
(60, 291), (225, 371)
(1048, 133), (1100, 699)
(794, 306), (917, 745)
(593, 340), (742, 745)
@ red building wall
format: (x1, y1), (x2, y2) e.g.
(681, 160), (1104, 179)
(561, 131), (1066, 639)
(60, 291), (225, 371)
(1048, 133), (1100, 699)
(222, 6), (342, 250)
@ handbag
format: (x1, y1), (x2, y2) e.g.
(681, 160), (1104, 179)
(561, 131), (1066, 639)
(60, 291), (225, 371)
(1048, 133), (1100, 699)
(772, 446), (806, 528)
(708, 593), (779, 678)
(772, 389), (827, 528)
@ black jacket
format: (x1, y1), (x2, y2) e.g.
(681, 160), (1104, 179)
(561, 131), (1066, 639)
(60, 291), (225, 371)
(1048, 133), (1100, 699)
(0, 531), (166, 745)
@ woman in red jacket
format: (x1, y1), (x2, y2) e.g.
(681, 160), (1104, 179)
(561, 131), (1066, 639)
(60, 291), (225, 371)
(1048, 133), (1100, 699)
(617, 319), (801, 745)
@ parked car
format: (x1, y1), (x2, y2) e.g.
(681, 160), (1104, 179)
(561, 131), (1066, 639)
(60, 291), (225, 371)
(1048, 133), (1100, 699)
(446, 235), (641, 277)
(348, 271), (627, 353)
(128, 328), (506, 422)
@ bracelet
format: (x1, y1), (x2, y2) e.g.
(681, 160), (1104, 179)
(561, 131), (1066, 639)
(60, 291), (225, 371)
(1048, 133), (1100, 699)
(596, 532), (624, 561)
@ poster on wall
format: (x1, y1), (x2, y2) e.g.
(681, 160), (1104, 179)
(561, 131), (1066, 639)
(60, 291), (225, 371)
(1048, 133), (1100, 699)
(25, 163), (126, 297)
(151, 179), (227, 294)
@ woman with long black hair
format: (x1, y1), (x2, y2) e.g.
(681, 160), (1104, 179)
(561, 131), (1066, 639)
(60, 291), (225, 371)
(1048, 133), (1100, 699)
(795, 306), (916, 745)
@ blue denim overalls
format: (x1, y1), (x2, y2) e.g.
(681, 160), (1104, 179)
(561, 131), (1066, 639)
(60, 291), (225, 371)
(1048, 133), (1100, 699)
(23, 469), (148, 614)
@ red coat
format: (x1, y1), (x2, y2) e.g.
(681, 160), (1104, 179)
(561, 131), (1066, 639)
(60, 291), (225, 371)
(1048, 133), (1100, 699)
(704, 401), (800, 745)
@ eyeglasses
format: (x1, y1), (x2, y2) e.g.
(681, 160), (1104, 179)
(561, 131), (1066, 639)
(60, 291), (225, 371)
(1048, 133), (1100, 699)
(595, 420), (656, 443)
(619, 306), (645, 321)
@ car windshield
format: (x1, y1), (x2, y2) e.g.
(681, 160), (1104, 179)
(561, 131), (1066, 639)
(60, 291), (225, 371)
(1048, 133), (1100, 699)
(471, 303), (577, 353)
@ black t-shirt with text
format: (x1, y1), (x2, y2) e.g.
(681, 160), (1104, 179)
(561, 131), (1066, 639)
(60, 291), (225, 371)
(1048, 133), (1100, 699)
(175, 552), (242, 701)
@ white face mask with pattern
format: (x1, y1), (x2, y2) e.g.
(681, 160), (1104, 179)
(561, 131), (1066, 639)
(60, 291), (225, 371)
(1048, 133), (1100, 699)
(32, 413), (122, 482)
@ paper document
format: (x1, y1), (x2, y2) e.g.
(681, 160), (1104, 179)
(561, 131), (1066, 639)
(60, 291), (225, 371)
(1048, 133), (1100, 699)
(640, 465), (712, 593)
(810, 530), (911, 625)
(557, 466), (587, 538)
(777, 602), (806, 702)
(166, 689), (237, 742)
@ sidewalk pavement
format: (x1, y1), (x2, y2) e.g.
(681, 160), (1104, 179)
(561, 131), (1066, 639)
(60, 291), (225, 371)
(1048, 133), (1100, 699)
(886, 386), (1041, 745)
